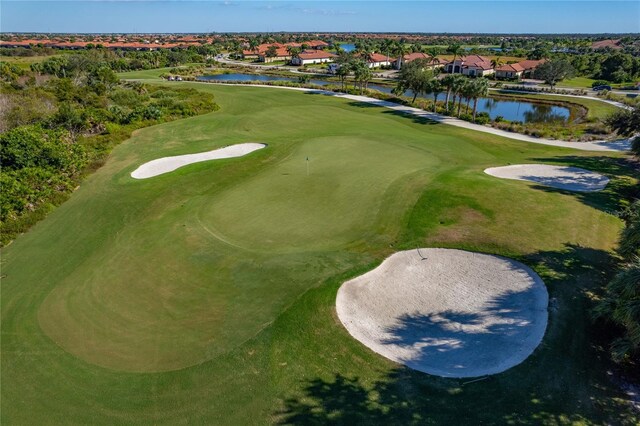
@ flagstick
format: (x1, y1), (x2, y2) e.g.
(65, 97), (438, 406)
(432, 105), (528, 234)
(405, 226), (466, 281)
(306, 157), (309, 176)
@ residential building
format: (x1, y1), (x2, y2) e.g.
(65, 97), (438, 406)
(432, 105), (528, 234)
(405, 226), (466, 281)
(291, 50), (337, 65)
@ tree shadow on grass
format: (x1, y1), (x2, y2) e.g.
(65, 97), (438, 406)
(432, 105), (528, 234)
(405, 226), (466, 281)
(276, 244), (638, 425)
(526, 155), (640, 215)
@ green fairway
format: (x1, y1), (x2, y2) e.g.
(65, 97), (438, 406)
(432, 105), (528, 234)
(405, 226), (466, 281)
(2, 83), (638, 423)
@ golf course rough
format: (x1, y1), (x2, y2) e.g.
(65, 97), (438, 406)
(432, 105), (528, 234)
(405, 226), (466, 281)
(484, 164), (610, 192)
(130, 142), (266, 178)
(336, 248), (549, 378)
(4, 83), (635, 424)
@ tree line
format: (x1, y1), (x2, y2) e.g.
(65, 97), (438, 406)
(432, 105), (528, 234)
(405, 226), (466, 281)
(596, 106), (640, 365)
(0, 52), (218, 245)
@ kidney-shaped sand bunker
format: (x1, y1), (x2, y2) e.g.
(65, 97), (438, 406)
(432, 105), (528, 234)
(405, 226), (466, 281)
(336, 248), (548, 378)
(484, 164), (609, 192)
(131, 143), (266, 179)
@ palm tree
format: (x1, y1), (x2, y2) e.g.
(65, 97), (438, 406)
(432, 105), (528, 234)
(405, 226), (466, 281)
(490, 58), (504, 70)
(336, 61), (351, 91)
(425, 78), (442, 113)
(248, 38), (259, 54)
(463, 81), (475, 115)
(381, 39), (395, 64)
(334, 43), (344, 55)
(447, 43), (464, 72)
(451, 74), (467, 115)
(441, 74), (456, 108)
(353, 60), (372, 94)
(393, 41), (409, 70)
(595, 257), (640, 362)
(425, 47), (440, 66)
(411, 43), (424, 53)
(287, 46), (301, 64)
(471, 78), (490, 121)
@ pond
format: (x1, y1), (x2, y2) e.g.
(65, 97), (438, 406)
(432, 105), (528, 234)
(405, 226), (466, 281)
(339, 43), (356, 52)
(198, 73), (571, 124)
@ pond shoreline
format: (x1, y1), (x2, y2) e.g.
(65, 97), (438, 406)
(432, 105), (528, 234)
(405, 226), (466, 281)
(197, 73), (573, 124)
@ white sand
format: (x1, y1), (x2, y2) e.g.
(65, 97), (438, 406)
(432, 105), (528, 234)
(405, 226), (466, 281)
(131, 143), (266, 179)
(484, 164), (609, 192)
(336, 248), (548, 378)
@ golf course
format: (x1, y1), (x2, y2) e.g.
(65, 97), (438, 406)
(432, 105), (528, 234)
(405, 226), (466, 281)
(2, 81), (639, 424)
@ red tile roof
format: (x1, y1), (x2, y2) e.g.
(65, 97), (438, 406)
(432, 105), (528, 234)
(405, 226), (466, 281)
(591, 39), (622, 50)
(496, 63), (525, 72)
(516, 59), (546, 70)
(367, 53), (391, 63)
(297, 50), (337, 60)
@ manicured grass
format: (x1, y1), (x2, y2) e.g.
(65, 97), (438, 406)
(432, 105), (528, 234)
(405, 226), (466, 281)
(2, 83), (638, 424)
(556, 76), (597, 89)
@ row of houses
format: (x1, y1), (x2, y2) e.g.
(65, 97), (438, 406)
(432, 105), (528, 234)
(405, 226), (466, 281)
(0, 39), (200, 51)
(241, 40), (329, 62)
(443, 55), (545, 78)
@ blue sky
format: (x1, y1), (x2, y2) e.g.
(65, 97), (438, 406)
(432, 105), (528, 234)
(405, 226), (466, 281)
(2, 1), (639, 34)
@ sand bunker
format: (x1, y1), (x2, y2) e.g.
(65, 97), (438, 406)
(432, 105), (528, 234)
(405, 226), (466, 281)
(336, 249), (548, 378)
(131, 143), (266, 179)
(484, 164), (609, 192)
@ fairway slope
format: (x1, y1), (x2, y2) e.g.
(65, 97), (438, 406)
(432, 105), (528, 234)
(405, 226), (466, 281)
(2, 84), (635, 424)
(131, 142), (266, 178)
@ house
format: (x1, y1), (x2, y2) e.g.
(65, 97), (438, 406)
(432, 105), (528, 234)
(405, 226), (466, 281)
(495, 63), (525, 79)
(392, 53), (448, 70)
(258, 46), (292, 63)
(591, 39), (623, 50)
(517, 59), (546, 78)
(365, 53), (393, 68)
(291, 50), (337, 66)
(495, 59), (546, 79)
(304, 40), (329, 50)
(445, 55), (494, 76)
(241, 49), (261, 60)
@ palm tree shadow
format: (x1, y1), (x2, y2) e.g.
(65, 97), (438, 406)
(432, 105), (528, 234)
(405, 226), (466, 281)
(380, 284), (545, 376)
(276, 244), (637, 425)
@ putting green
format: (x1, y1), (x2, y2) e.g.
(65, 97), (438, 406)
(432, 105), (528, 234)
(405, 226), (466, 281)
(2, 83), (635, 423)
(201, 136), (438, 252)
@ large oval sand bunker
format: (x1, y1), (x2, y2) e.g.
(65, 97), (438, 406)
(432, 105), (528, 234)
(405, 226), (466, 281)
(131, 143), (266, 179)
(336, 249), (548, 378)
(484, 164), (609, 192)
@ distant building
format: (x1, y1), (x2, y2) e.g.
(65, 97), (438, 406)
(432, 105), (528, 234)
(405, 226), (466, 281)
(495, 59), (546, 79)
(445, 55), (494, 77)
(291, 50), (337, 65)
(392, 53), (448, 70)
(591, 39), (623, 50)
(365, 53), (393, 68)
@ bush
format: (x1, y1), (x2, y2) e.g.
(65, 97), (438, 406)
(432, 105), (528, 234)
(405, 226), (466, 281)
(474, 112), (490, 125)
(591, 80), (610, 89)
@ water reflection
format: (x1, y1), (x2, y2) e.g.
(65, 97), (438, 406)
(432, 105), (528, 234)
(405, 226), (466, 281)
(198, 73), (570, 124)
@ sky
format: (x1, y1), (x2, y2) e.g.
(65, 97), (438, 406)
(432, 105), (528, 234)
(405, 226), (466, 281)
(2, 1), (639, 34)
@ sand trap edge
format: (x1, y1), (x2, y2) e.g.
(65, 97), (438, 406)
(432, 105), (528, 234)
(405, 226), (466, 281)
(131, 142), (267, 179)
(484, 164), (609, 192)
(336, 248), (549, 378)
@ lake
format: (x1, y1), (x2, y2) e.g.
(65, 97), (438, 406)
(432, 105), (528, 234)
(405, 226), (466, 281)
(198, 73), (571, 123)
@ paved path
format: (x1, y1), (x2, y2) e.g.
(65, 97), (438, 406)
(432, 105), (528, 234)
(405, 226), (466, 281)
(220, 83), (631, 152)
(490, 88), (631, 110)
